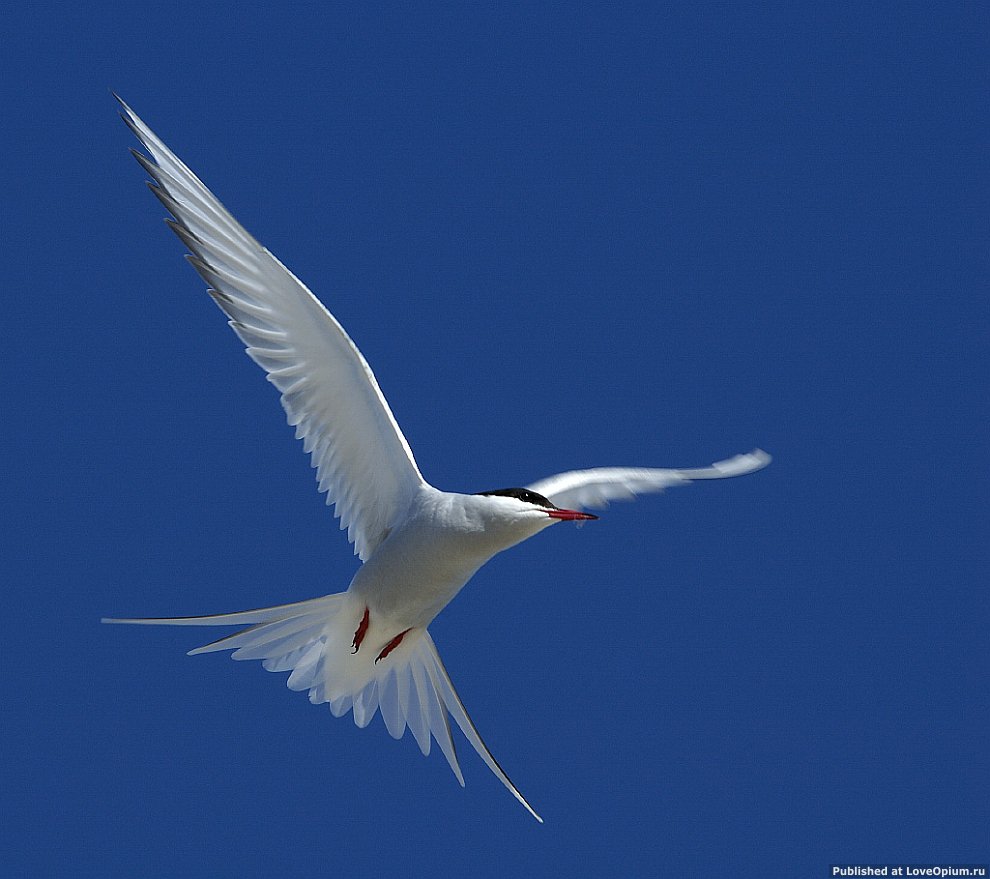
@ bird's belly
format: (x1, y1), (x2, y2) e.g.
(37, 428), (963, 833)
(347, 533), (488, 630)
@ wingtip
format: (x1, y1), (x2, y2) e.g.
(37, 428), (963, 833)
(707, 448), (772, 479)
(112, 92), (138, 121)
(115, 96), (150, 146)
(749, 448), (772, 468)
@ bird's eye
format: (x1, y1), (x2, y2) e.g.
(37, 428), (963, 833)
(473, 487), (553, 507)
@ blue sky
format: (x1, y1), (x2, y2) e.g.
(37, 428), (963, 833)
(3, 2), (987, 875)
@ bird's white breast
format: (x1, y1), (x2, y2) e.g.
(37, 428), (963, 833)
(347, 486), (551, 628)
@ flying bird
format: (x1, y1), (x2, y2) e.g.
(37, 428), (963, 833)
(104, 96), (771, 822)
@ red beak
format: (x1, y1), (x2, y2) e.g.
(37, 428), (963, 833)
(546, 508), (598, 521)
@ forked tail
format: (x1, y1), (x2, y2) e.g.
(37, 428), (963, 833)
(103, 597), (542, 822)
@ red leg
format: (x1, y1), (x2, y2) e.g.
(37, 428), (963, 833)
(375, 628), (412, 664)
(351, 606), (370, 653)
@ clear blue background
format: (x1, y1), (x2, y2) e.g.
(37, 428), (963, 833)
(3, 2), (986, 875)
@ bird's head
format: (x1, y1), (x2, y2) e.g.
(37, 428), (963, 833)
(472, 487), (598, 525)
(455, 487), (598, 557)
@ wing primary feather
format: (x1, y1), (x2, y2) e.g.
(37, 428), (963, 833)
(119, 96), (429, 560)
(526, 449), (771, 512)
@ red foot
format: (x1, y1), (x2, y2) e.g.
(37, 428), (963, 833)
(375, 628), (412, 664)
(351, 607), (370, 654)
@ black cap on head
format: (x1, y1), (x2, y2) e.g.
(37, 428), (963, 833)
(474, 487), (557, 509)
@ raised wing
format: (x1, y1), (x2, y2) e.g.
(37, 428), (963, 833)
(118, 97), (427, 560)
(527, 449), (770, 511)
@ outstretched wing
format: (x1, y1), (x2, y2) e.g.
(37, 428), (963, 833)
(118, 97), (427, 560)
(526, 449), (770, 511)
